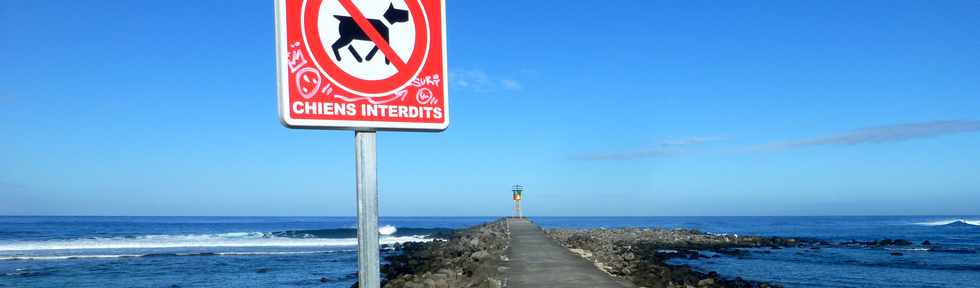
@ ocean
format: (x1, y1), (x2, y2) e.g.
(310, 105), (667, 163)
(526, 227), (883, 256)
(0, 216), (977, 288)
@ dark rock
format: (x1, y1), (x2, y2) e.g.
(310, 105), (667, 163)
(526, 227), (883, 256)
(320, 277), (328, 283)
(381, 219), (509, 288)
(921, 240), (932, 246)
(890, 252), (903, 256)
(546, 227), (787, 288)
(716, 248), (749, 257)
(942, 220), (975, 227)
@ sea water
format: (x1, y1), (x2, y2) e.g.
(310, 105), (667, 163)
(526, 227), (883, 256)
(1, 216), (977, 287)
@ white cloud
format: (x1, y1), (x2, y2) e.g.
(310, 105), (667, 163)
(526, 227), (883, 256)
(449, 69), (523, 92)
(659, 136), (726, 146)
(569, 147), (686, 161)
(571, 136), (724, 160)
(501, 79), (522, 91)
(751, 120), (980, 151)
(571, 120), (980, 161)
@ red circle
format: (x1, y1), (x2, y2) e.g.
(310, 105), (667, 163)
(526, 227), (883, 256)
(303, 0), (429, 96)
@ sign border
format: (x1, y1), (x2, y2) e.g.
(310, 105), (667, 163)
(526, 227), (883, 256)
(302, 0), (429, 97)
(275, 0), (450, 131)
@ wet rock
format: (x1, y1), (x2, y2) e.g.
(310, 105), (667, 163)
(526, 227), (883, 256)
(892, 239), (911, 246)
(716, 249), (749, 257)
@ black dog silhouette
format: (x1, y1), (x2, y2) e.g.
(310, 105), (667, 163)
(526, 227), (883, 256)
(331, 4), (409, 65)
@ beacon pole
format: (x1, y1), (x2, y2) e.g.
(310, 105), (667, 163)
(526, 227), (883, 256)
(512, 185), (523, 219)
(355, 130), (380, 288)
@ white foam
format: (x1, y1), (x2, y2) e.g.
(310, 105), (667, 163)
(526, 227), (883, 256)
(379, 225), (397, 236)
(0, 233), (430, 252)
(215, 250), (349, 256)
(0, 250), (360, 261)
(913, 219), (980, 226)
(884, 247), (930, 251)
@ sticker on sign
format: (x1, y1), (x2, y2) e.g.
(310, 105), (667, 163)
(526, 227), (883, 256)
(275, 0), (448, 131)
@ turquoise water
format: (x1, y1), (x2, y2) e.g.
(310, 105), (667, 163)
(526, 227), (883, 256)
(1, 216), (978, 287)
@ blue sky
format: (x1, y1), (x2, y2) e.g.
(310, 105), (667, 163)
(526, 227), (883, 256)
(2, 0), (979, 216)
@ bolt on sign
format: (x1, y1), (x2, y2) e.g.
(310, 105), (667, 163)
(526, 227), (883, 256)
(276, 0), (448, 131)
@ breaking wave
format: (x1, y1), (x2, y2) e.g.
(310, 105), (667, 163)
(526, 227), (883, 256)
(270, 227), (451, 239)
(0, 250), (353, 261)
(913, 219), (980, 227)
(0, 231), (432, 252)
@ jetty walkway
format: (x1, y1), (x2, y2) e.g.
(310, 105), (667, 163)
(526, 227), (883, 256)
(504, 218), (633, 288)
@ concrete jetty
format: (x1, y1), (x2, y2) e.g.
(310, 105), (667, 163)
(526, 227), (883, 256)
(504, 218), (633, 288)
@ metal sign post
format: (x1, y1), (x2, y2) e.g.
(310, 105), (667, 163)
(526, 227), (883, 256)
(275, 1), (448, 287)
(355, 131), (379, 288)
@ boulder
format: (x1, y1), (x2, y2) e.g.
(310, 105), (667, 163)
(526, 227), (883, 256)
(470, 250), (490, 260)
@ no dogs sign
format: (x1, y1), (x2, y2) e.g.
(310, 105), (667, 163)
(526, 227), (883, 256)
(276, 0), (448, 131)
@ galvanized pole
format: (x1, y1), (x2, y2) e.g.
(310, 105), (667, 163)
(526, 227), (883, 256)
(355, 131), (379, 288)
(517, 200), (522, 218)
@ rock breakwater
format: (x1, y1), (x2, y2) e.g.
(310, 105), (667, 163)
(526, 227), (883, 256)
(377, 219), (510, 288)
(546, 228), (803, 288)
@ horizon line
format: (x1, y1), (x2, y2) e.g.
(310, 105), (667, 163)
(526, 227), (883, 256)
(0, 214), (977, 218)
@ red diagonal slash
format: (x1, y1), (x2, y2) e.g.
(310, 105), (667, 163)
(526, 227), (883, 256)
(337, 0), (408, 71)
